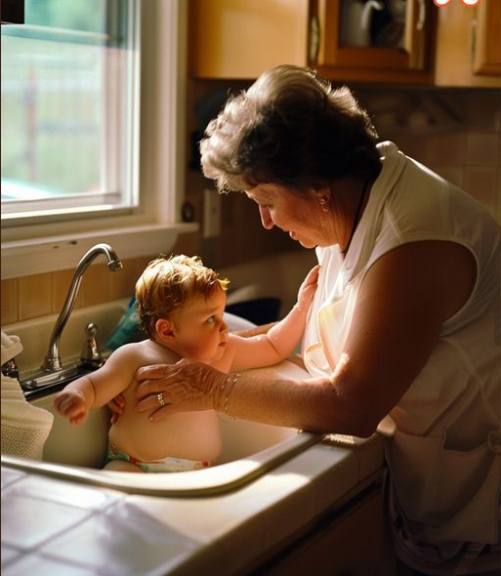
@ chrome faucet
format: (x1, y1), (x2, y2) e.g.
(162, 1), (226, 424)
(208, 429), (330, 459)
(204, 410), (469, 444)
(41, 243), (123, 373)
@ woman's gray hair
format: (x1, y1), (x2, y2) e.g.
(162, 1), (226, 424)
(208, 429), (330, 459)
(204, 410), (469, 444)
(200, 65), (380, 194)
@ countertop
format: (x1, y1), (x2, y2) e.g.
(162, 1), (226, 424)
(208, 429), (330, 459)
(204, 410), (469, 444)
(1, 434), (384, 576)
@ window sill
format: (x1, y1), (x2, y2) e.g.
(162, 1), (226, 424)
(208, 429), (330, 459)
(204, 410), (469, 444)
(0, 222), (198, 279)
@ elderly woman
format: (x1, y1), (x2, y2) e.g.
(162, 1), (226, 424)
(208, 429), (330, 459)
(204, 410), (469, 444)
(135, 66), (500, 575)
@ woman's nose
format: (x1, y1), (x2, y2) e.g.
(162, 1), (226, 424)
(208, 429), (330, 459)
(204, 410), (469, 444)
(219, 320), (228, 334)
(259, 205), (274, 230)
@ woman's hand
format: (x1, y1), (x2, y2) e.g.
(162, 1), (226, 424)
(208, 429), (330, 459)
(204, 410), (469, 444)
(297, 265), (320, 309)
(107, 393), (125, 424)
(135, 359), (227, 422)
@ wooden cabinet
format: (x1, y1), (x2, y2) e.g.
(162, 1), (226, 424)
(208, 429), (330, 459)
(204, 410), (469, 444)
(189, 0), (309, 79)
(189, 0), (436, 84)
(253, 487), (396, 576)
(189, 0), (499, 87)
(312, 0), (434, 84)
(434, 0), (501, 87)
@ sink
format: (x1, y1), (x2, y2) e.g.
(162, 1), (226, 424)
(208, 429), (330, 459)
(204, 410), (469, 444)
(2, 360), (322, 496)
(2, 298), (322, 495)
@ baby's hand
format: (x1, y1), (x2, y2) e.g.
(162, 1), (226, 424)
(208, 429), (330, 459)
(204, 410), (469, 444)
(53, 389), (89, 426)
(297, 265), (320, 309)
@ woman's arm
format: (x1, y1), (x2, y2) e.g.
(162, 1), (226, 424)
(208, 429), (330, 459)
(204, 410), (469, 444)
(135, 241), (475, 434)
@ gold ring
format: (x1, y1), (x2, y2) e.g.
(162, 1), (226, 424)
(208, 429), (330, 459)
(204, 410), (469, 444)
(157, 392), (166, 407)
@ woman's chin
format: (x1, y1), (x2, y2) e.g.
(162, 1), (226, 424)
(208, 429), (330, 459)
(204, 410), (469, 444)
(290, 231), (317, 249)
(297, 238), (317, 249)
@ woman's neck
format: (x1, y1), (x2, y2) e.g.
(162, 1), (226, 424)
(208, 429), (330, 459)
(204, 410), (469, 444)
(340, 179), (371, 257)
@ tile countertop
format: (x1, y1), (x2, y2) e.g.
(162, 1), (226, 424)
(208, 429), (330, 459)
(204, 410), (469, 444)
(1, 434), (384, 576)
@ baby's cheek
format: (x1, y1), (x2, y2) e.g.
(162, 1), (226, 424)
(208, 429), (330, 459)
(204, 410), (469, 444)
(183, 334), (213, 358)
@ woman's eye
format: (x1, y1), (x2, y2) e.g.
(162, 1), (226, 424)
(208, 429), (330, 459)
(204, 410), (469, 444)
(206, 316), (216, 325)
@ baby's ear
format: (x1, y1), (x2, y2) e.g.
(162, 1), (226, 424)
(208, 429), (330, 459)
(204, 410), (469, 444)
(155, 318), (175, 342)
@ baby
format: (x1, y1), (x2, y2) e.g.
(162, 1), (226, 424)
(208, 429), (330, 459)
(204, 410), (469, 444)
(54, 255), (318, 473)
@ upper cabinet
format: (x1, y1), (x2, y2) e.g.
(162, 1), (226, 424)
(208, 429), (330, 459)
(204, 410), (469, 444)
(312, 0), (434, 83)
(434, 0), (501, 87)
(189, 0), (500, 87)
(189, 0), (309, 79)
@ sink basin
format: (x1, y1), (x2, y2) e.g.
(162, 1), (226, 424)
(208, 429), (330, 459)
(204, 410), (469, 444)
(2, 360), (322, 496)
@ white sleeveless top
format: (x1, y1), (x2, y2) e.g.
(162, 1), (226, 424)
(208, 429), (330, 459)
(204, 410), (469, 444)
(302, 141), (501, 574)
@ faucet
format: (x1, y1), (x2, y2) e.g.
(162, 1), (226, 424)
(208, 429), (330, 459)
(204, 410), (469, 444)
(41, 243), (123, 373)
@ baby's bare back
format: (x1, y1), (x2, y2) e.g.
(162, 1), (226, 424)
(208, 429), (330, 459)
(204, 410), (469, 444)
(108, 340), (221, 462)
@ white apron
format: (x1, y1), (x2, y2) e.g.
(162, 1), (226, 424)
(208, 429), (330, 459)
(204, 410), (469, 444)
(302, 141), (501, 574)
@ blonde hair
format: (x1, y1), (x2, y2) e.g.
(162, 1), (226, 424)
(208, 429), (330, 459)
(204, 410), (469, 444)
(200, 65), (379, 194)
(135, 255), (229, 338)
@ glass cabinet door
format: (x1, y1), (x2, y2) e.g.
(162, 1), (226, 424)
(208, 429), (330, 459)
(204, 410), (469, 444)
(311, 0), (432, 73)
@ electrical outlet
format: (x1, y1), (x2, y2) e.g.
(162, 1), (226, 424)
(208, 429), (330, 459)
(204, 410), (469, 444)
(203, 188), (221, 238)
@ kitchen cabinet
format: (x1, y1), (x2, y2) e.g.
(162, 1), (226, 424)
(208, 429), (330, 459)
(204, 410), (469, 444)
(434, 0), (501, 87)
(189, 0), (309, 79)
(312, 0), (434, 84)
(254, 486), (396, 576)
(189, 0), (435, 84)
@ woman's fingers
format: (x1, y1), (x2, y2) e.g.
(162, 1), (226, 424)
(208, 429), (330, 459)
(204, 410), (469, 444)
(136, 391), (164, 413)
(108, 394), (125, 414)
(148, 403), (176, 422)
(136, 364), (172, 382)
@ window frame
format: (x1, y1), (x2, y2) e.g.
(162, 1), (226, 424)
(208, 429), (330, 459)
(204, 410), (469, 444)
(1, 0), (195, 280)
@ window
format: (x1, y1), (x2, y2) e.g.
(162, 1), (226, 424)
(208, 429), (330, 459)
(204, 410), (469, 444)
(1, 0), (140, 223)
(1, 1), (193, 279)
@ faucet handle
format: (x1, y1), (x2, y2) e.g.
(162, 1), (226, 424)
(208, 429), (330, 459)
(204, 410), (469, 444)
(80, 322), (104, 368)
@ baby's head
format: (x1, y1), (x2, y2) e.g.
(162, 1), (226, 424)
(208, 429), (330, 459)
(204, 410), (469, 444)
(135, 255), (230, 361)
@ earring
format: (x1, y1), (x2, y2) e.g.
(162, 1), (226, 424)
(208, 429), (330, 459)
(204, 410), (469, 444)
(319, 196), (330, 212)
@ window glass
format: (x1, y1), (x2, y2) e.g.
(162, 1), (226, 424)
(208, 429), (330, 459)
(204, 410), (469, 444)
(1, 0), (139, 220)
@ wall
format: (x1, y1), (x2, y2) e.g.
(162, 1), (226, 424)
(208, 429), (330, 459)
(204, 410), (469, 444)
(357, 87), (501, 223)
(1, 233), (199, 325)
(2, 87), (500, 327)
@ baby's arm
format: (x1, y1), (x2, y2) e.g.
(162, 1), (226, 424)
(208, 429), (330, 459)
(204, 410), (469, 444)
(228, 265), (319, 372)
(53, 344), (139, 425)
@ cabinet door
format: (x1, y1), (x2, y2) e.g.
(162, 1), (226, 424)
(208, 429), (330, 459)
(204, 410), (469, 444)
(189, 0), (309, 79)
(313, 0), (432, 80)
(256, 489), (396, 576)
(473, 0), (501, 75)
(434, 0), (501, 87)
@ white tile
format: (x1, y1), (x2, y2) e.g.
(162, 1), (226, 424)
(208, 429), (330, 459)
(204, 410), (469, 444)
(7, 475), (122, 511)
(1, 468), (26, 490)
(352, 435), (385, 482)
(1, 494), (91, 549)
(3, 554), (98, 576)
(40, 500), (198, 576)
(1, 544), (21, 567)
(305, 445), (360, 517)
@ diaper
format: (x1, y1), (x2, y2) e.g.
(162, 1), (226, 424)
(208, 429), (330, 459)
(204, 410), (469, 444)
(106, 443), (210, 473)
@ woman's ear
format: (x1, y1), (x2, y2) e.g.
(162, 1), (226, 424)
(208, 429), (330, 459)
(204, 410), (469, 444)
(155, 318), (176, 344)
(312, 186), (331, 213)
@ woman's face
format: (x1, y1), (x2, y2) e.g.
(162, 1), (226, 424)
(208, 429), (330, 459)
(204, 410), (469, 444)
(246, 183), (333, 249)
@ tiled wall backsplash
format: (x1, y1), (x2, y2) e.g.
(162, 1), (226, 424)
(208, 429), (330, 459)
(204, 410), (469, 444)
(1, 233), (199, 326)
(358, 88), (501, 223)
(2, 89), (500, 327)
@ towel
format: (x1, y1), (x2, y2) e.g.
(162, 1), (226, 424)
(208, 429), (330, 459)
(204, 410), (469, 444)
(1, 330), (22, 366)
(1, 330), (54, 460)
